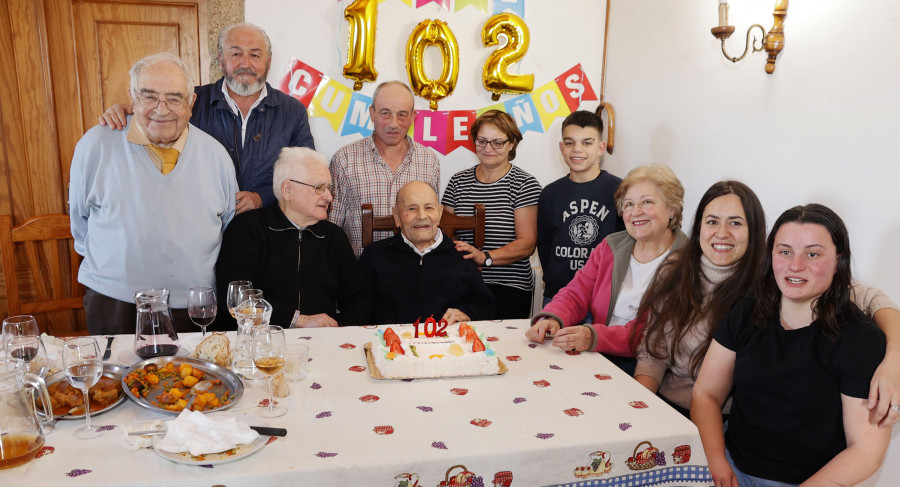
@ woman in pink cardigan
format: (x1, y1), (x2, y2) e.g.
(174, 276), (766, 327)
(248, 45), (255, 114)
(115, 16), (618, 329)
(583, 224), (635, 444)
(526, 164), (686, 373)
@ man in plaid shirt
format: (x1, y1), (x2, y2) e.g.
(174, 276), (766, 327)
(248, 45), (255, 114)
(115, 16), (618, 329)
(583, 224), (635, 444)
(328, 81), (440, 256)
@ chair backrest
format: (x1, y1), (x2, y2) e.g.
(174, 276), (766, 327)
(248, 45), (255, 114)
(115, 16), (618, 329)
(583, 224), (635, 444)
(360, 204), (399, 249)
(439, 204), (486, 249)
(359, 203), (486, 250)
(0, 214), (84, 319)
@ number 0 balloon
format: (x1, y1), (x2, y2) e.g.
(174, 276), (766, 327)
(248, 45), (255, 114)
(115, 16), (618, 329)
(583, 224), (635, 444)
(482, 13), (534, 101)
(343, 0), (378, 90)
(405, 19), (460, 111)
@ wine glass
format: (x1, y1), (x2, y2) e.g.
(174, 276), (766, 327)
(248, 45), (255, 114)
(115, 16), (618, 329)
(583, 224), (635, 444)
(188, 286), (217, 337)
(62, 337), (104, 439)
(239, 288), (264, 306)
(250, 325), (286, 418)
(5, 335), (49, 377)
(2, 315), (40, 354)
(226, 281), (253, 321)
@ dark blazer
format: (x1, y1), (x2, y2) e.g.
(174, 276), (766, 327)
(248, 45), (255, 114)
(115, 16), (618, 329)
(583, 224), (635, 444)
(191, 79), (315, 206)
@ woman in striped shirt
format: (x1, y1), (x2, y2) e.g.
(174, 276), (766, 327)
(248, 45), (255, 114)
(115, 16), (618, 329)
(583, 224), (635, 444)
(442, 110), (542, 319)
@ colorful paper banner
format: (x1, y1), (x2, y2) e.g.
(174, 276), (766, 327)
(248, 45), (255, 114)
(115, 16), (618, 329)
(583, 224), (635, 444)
(533, 80), (571, 130)
(416, 0), (450, 9)
(413, 110), (449, 154)
(492, 0), (525, 17)
(285, 58), (596, 155)
(341, 91), (375, 137)
(278, 58), (325, 108)
(554, 63), (598, 112)
(455, 0), (488, 14)
(309, 77), (353, 131)
(446, 110), (476, 153)
(503, 94), (542, 135)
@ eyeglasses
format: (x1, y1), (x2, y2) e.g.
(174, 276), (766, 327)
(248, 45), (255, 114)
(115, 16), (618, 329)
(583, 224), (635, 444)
(621, 198), (660, 213)
(377, 110), (411, 122)
(289, 179), (336, 196)
(474, 137), (510, 149)
(136, 92), (189, 111)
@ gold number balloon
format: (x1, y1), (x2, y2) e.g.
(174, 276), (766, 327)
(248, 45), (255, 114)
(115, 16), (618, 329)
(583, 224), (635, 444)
(482, 13), (534, 101)
(405, 19), (460, 111)
(343, 0), (378, 91)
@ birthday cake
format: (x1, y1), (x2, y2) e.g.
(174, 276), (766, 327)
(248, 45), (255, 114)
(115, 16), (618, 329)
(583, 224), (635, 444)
(372, 323), (500, 379)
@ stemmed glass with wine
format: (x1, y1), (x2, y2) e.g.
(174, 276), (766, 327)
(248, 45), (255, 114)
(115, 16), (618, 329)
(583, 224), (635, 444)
(188, 286), (217, 337)
(2, 315), (48, 376)
(62, 337), (104, 439)
(250, 325), (287, 418)
(226, 281), (252, 321)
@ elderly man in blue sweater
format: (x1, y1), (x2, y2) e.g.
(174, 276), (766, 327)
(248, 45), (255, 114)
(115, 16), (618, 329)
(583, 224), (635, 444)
(99, 23), (315, 214)
(70, 52), (237, 335)
(358, 181), (494, 325)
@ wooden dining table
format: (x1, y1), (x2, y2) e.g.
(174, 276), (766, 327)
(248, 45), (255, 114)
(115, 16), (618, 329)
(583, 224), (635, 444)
(5, 320), (713, 487)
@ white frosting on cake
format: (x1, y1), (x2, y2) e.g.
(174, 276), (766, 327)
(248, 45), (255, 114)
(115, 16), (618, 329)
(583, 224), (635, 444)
(372, 324), (500, 379)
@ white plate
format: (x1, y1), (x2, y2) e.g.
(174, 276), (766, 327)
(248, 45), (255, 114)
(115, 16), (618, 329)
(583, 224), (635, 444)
(116, 345), (189, 367)
(151, 431), (269, 465)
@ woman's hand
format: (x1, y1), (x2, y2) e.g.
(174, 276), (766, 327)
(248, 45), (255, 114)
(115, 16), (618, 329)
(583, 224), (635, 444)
(867, 353), (900, 427)
(453, 240), (486, 265)
(707, 455), (740, 487)
(526, 318), (560, 343)
(552, 325), (592, 352)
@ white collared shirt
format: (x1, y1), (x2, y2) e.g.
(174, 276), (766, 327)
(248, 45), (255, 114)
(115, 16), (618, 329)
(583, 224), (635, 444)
(401, 231), (443, 257)
(221, 82), (268, 145)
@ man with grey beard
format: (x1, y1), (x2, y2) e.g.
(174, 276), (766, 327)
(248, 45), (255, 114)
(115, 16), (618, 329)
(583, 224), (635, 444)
(100, 23), (314, 213)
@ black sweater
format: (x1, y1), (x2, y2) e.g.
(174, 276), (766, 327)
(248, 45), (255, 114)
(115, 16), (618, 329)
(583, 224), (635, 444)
(214, 204), (372, 329)
(358, 233), (495, 325)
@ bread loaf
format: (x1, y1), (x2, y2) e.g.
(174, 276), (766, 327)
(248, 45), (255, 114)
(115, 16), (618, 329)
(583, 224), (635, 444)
(189, 333), (232, 368)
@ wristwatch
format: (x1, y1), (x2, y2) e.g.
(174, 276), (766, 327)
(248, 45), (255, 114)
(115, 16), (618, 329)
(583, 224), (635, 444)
(483, 251), (493, 267)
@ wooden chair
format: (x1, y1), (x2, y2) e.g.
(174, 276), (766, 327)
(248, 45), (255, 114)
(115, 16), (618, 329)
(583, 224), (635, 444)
(0, 214), (84, 321)
(439, 204), (486, 249)
(360, 204), (399, 249)
(360, 203), (486, 250)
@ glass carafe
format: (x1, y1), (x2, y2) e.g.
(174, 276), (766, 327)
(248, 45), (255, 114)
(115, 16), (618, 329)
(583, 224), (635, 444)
(0, 357), (53, 470)
(134, 288), (180, 359)
(232, 297), (272, 381)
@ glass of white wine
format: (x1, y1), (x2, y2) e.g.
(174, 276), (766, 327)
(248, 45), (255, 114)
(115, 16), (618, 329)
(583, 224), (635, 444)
(250, 325), (286, 418)
(226, 281), (252, 321)
(62, 337), (104, 439)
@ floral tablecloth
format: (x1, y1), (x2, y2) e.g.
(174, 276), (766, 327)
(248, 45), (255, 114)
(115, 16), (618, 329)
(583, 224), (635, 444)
(3, 320), (712, 487)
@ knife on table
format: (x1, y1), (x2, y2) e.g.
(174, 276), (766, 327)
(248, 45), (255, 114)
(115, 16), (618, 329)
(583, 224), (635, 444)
(103, 336), (114, 360)
(128, 426), (287, 437)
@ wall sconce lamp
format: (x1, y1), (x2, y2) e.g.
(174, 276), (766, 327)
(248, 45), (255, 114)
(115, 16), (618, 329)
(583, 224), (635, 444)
(711, 0), (788, 74)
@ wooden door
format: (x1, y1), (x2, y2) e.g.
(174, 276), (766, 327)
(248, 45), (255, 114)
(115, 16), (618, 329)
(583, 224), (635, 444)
(71, 0), (209, 133)
(0, 0), (209, 333)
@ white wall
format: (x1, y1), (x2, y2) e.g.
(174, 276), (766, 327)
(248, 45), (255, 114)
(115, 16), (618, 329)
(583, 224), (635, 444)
(602, 4), (900, 481)
(601, 0), (900, 301)
(249, 1), (900, 483)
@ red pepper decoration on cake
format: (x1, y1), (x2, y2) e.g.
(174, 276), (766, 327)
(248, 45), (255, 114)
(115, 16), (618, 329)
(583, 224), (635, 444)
(384, 327), (400, 345)
(465, 327), (478, 343)
(458, 323), (471, 337)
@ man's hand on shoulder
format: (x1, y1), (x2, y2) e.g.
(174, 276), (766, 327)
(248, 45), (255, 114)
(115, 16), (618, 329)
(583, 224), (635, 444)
(97, 103), (134, 130)
(236, 191), (263, 214)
